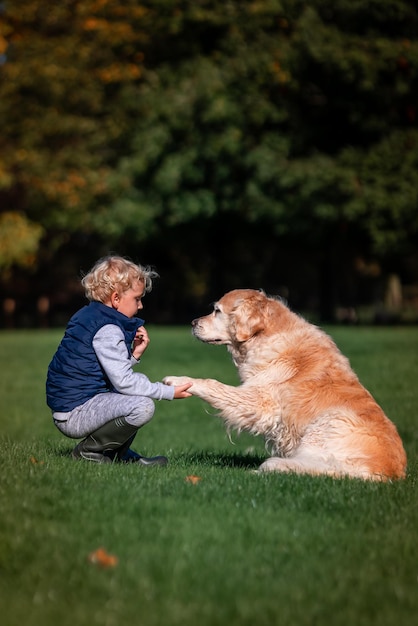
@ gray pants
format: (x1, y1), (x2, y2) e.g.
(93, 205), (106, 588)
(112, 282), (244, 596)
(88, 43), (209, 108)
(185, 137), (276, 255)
(53, 393), (155, 439)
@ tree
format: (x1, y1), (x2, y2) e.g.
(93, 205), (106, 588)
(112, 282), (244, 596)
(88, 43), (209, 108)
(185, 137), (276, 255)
(0, 0), (149, 270)
(0, 212), (43, 273)
(107, 0), (418, 317)
(1, 1), (418, 321)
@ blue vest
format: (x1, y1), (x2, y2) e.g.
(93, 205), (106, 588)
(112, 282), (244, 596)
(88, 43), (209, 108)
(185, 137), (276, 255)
(46, 301), (144, 412)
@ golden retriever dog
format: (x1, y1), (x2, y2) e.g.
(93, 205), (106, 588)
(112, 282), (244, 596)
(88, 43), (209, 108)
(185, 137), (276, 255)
(164, 289), (407, 480)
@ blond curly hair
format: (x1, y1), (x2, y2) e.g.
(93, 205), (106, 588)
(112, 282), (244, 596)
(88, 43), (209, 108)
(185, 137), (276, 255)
(81, 255), (158, 303)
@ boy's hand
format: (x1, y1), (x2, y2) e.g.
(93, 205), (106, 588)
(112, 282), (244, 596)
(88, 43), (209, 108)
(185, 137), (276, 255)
(163, 376), (193, 398)
(173, 383), (193, 399)
(132, 327), (150, 360)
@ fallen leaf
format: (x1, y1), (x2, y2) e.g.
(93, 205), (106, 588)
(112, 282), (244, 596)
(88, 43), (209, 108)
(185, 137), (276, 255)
(88, 547), (118, 568)
(29, 456), (44, 465)
(185, 475), (202, 485)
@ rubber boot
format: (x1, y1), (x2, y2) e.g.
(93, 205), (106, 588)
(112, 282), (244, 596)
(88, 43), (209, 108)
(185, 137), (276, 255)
(71, 417), (138, 463)
(72, 417), (167, 466)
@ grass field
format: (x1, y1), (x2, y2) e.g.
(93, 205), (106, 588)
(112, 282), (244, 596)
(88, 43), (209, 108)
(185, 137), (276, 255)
(0, 325), (417, 626)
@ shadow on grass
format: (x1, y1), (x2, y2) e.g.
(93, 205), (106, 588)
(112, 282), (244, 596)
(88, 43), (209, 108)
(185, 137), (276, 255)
(55, 446), (74, 459)
(173, 450), (266, 469)
(52, 445), (266, 469)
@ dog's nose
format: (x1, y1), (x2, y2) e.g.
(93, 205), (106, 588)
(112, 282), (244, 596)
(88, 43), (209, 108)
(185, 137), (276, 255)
(191, 318), (198, 327)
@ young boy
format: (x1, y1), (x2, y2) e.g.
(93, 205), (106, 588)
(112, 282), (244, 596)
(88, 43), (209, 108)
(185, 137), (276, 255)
(46, 255), (192, 465)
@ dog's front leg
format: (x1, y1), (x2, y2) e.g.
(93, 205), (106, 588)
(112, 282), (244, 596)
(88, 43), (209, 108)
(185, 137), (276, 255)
(163, 375), (267, 435)
(164, 375), (254, 408)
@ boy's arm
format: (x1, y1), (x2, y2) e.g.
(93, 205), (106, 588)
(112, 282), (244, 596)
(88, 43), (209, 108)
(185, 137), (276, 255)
(92, 324), (175, 400)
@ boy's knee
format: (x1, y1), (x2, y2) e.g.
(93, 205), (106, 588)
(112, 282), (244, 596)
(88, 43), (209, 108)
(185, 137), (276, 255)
(126, 397), (155, 427)
(142, 398), (156, 422)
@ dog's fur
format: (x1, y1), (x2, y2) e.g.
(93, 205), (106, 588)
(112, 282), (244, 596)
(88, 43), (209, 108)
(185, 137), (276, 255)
(164, 289), (407, 480)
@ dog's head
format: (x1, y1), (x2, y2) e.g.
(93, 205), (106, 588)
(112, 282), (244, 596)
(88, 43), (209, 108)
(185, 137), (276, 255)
(192, 289), (272, 345)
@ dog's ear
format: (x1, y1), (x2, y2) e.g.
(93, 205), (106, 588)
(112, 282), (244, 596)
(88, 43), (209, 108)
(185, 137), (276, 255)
(231, 295), (265, 342)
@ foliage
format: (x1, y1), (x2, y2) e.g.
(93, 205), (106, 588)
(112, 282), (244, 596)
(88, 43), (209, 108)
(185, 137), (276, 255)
(114, 0), (418, 252)
(0, 326), (418, 626)
(0, 1), (417, 309)
(0, 0), (151, 259)
(0, 211), (43, 272)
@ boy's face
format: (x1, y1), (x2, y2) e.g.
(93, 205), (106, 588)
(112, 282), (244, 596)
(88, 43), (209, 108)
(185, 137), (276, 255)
(109, 280), (145, 318)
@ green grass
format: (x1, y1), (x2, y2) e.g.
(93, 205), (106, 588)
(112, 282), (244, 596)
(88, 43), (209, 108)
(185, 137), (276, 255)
(0, 325), (418, 626)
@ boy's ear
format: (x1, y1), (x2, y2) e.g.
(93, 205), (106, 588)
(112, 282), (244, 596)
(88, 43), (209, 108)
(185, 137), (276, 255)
(110, 291), (120, 309)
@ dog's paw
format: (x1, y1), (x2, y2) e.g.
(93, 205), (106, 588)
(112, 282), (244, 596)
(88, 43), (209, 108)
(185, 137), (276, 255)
(258, 457), (290, 473)
(163, 375), (193, 387)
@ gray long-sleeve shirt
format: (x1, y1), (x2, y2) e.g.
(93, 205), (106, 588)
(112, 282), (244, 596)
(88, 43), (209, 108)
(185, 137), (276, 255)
(92, 324), (174, 401)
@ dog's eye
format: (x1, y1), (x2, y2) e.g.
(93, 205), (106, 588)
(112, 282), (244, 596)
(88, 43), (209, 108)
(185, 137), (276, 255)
(213, 306), (221, 315)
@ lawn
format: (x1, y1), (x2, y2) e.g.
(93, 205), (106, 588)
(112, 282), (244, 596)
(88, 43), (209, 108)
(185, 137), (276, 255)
(0, 325), (417, 626)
